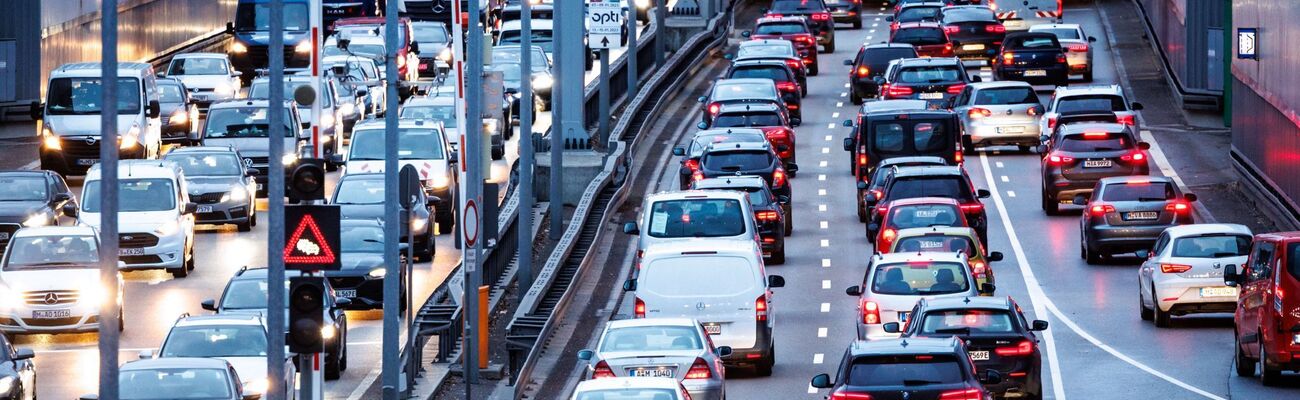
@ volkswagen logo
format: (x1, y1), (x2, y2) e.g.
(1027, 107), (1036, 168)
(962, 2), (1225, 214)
(902, 391), (910, 400)
(84, 137), (97, 145)
(44, 292), (59, 305)
(244, 158), (254, 168)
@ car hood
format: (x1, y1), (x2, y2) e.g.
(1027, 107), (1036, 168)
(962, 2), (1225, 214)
(340, 252), (384, 272)
(174, 75), (230, 91)
(204, 137), (299, 158)
(0, 202), (50, 220)
(220, 356), (268, 386)
(81, 210), (179, 231)
(46, 115), (140, 138)
(1, 268), (100, 292)
(186, 176), (244, 195)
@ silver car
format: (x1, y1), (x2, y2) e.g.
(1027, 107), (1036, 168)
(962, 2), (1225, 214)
(578, 318), (728, 400)
(846, 252), (993, 339)
(163, 146), (259, 231)
(951, 81), (1044, 151)
(99, 357), (253, 400)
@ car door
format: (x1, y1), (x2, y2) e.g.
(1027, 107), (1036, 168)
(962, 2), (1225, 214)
(1139, 232), (1171, 301)
(1239, 240), (1276, 356)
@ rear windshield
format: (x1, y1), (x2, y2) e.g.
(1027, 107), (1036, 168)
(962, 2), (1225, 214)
(755, 22), (807, 35)
(888, 176), (973, 201)
(1100, 181), (1174, 201)
(873, 122), (953, 153)
(892, 28), (947, 45)
(895, 66), (962, 84)
(1171, 235), (1252, 258)
(1056, 95), (1127, 113)
(600, 326), (702, 352)
(895, 235), (976, 254)
(646, 199), (746, 238)
(943, 8), (997, 23)
(1005, 35), (1060, 49)
(713, 82), (778, 101)
(1036, 27), (1081, 40)
(738, 43), (795, 58)
(713, 112), (783, 128)
(887, 204), (964, 230)
(918, 309), (1017, 334)
(770, 0), (827, 12)
(702, 151), (773, 171)
(872, 261), (970, 295)
(690, 132), (768, 157)
(973, 87), (1040, 105)
(1058, 132), (1133, 152)
(898, 7), (941, 22)
(844, 355), (965, 386)
(729, 66), (791, 82)
(641, 256), (757, 297)
(861, 48), (918, 68)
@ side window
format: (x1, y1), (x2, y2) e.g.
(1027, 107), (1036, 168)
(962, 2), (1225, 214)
(954, 88), (972, 106)
(1151, 233), (1170, 256)
(1248, 242), (1276, 282)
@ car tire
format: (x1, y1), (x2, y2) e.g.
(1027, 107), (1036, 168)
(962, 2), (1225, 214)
(1018, 145), (1032, 153)
(170, 260), (190, 278)
(853, 18), (863, 29)
(1085, 242), (1104, 264)
(1139, 288), (1153, 321)
(1083, 69), (1094, 82)
(251, 210), (258, 227)
(1041, 189), (1059, 215)
(325, 350), (341, 380)
(237, 219), (252, 232)
(809, 63), (820, 76)
(1235, 333), (1256, 377)
(825, 39), (835, 53)
(437, 212), (455, 235)
(857, 200), (867, 223)
(1261, 340), (1282, 386)
(769, 240), (785, 265)
(851, 90), (862, 105)
(755, 344), (775, 377)
(118, 310), (125, 333)
(492, 146), (504, 160)
(1152, 284), (1171, 327)
(415, 232), (434, 262)
(784, 211), (793, 236)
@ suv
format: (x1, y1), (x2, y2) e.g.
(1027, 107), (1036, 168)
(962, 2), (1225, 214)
(163, 146), (259, 232)
(846, 43), (918, 104)
(766, 0), (837, 52)
(249, 74), (346, 166)
(747, 16), (821, 75)
(1038, 122), (1150, 214)
(881, 58), (975, 105)
(694, 141), (795, 203)
(704, 104), (799, 165)
(228, 0), (313, 77)
(693, 176), (790, 263)
(810, 337), (999, 399)
(0, 226), (123, 334)
(341, 119), (458, 234)
(1041, 84), (1144, 134)
(842, 100), (953, 181)
(673, 128), (768, 190)
(724, 60), (803, 118)
(82, 160), (198, 278)
(854, 156), (949, 221)
(1077, 176), (1195, 263)
(203, 99), (308, 197)
(146, 314), (296, 399)
(846, 252), (993, 339)
(698, 78), (788, 126)
(871, 166), (990, 243)
(1223, 232), (1300, 385)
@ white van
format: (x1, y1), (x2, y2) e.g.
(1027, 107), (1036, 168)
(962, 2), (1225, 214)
(80, 160), (197, 278)
(625, 239), (786, 376)
(35, 62), (164, 176)
(994, 0), (1064, 31)
(623, 191), (760, 268)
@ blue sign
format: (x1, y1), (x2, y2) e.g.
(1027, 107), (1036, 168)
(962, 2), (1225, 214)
(1238, 28), (1258, 59)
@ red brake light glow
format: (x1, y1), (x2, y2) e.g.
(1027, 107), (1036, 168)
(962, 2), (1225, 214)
(1089, 204), (1115, 216)
(1002, 52), (1015, 66)
(986, 24), (1006, 33)
(684, 159), (700, 172)
(773, 168), (787, 188)
(811, 12), (831, 21)
(939, 388), (983, 400)
(1160, 263), (1192, 273)
(1117, 114), (1136, 125)
(756, 210), (780, 221)
(707, 102), (721, 115)
(861, 300), (880, 324)
(684, 357), (712, 379)
(831, 392), (874, 400)
(1047, 116), (1058, 129)
(1082, 131), (1109, 138)
(1121, 151), (1146, 163)
(1057, 53), (1067, 64)
(1068, 43), (1089, 52)
(944, 26), (959, 34)
(634, 297), (646, 318)
(592, 360), (616, 378)
(886, 85), (914, 98)
(1165, 202), (1190, 212)
(968, 108), (992, 119)
(947, 83), (967, 95)
(776, 81), (798, 92)
(1047, 153), (1074, 165)
(995, 340), (1035, 357)
(755, 295), (769, 321)
(972, 261), (987, 277)
(856, 66), (871, 77)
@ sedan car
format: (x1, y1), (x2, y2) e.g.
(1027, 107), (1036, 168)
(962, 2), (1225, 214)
(847, 252), (992, 339)
(1039, 123), (1151, 215)
(1030, 23), (1098, 81)
(1138, 224), (1251, 327)
(163, 147), (258, 231)
(577, 318), (728, 400)
(110, 358), (251, 400)
(722, 60), (803, 118)
(0, 170), (77, 253)
(951, 81), (1044, 152)
(698, 78), (787, 126)
(734, 40), (809, 91)
(147, 313), (295, 400)
(156, 78), (199, 145)
(693, 176), (790, 263)
(570, 377), (692, 400)
(892, 226), (1002, 289)
(1078, 176), (1197, 263)
(326, 219), (409, 310)
(331, 173), (436, 257)
(891, 22), (954, 58)
(672, 128), (768, 190)
(811, 337), (1000, 400)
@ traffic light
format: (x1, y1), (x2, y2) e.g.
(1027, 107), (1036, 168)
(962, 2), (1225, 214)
(289, 158), (326, 202)
(288, 276), (326, 354)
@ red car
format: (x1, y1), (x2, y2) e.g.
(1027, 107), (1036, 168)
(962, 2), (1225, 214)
(749, 16), (822, 75)
(871, 197), (970, 253)
(1224, 232), (1300, 386)
(891, 22), (954, 58)
(332, 17), (420, 94)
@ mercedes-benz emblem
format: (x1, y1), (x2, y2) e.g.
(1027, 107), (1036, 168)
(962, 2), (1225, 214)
(1006, 109), (1014, 115)
(695, 302), (706, 311)
(1213, 262), (1221, 269)
(243, 158), (254, 168)
(44, 292), (59, 305)
(84, 137), (97, 145)
(431, 2), (446, 13)
(122, 235), (134, 241)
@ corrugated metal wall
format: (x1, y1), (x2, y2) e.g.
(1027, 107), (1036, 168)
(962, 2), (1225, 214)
(1136, 0), (1225, 93)
(1138, 0), (1187, 87)
(0, 0), (45, 102)
(1232, 77), (1300, 210)
(1232, 0), (1300, 217)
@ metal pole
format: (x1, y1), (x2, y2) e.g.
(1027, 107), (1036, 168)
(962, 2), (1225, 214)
(97, 0), (121, 398)
(598, 48), (610, 148)
(464, 0), (486, 388)
(655, 0), (666, 67)
(267, 0), (288, 399)
(551, 0), (581, 239)
(298, 352), (316, 399)
(518, 0), (535, 290)
(310, 0), (324, 160)
(381, 0), (402, 397)
(626, 0), (639, 97)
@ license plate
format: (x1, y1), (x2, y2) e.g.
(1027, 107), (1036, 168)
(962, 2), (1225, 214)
(898, 312), (910, 323)
(33, 309), (71, 319)
(703, 323), (722, 335)
(119, 248), (145, 256)
(335, 289), (357, 298)
(197, 205), (213, 213)
(1024, 70), (1047, 77)
(1083, 159), (1113, 168)
(1125, 211), (1159, 220)
(968, 350), (990, 361)
(630, 368), (674, 378)
(77, 159), (99, 166)
(919, 92), (944, 99)
(996, 126), (1026, 134)
(1201, 287), (1238, 298)
(962, 44), (985, 51)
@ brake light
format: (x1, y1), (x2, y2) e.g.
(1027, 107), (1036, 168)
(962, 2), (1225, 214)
(811, 12), (831, 21)
(773, 168), (787, 188)
(1116, 114), (1136, 126)
(869, 189), (883, 200)
(767, 13), (784, 18)
(877, 204), (889, 215)
(947, 83), (967, 95)
(860, 300), (880, 324)
(1160, 263), (1192, 273)
(1002, 52), (1015, 66)
(1047, 116), (1058, 129)
(794, 35), (815, 44)
(1068, 43), (1089, 52)
(1089, 204), (1115, 216)
(707, 102), (721, 115)
(939, 388), (983, 400)
(755, 295), (768, 321)
(634, 297), (646, 318)
(856, 66), (870, 77)
(995, 340), (1035, 357)
(968, 107), (992, 119)
(693, 171), (705, 182)
(961, 203), (984, 213)
(1028, 106), (1041, 116)
(592, 360), (616, 378)
(831, 392), (874, 400)
(1121, 151), (1146, 163)
(785, 59), (802, 69)
(1165, 202), (1190, 213)
(972, 261), (987, 277)
(880, 228), (898, 250)
(954, 150), (964, 164)
(756, 210), (780, 221)
(986, 24), (1006, 33)
(886, 85), (914, 98)
(1046, 153), (1074, 165)
(685, 159), (700, 172)
(858, 154), (869, 166)
(776, 81), (798, 92)
(1056, 53), (1067, 64)
(944, 26), (959, 34)
(682, 358), (713, 380)
(944, 42), (953, 54)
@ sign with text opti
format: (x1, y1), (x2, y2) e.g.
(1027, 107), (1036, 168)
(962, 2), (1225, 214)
(587, 0), (623, 50)
(284, 205), (341, 271)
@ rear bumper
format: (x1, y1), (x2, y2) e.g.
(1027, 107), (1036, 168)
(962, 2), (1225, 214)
(1085, 224), (1172, 252)
(682, 380), (725, 400)
(966, 120), (1042, 146)
(1043, 177), (1098, 202)
(1153, 278), (1238, 313)
(995, 65), (1069, 84)
(721, 326), (773, 366)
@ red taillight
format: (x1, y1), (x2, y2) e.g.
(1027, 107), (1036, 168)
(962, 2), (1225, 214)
(1002, 52), (1015, 66)
(961, 203), (984, 213)
(886, 85), (914, 98)
(794, 35), (815, 44)
(767, 13), (784, 18)
(1046, 152), (1074, 165)
(1089, 204), (1115, 216)
(879, 228), (898, 251)
(685, 159), (700, 172)
(967, 107), (992, 119)
(858, 154), (869, 166)
(693, 171), (705, 182)
(592, 360), (616, 378)
(869, 189), (883, 200)
(756, 210), (780, 221)
(954, 150), (964, 164)
(939, 388), (983, 400)
(944, 25), (959, 34)
(684, 357), (712, 379)
(634, 297), (646, 318)
(995, 340), (1035, 357)
(986, 24), (1006, 33)
(776, 81), (798, 92)
(831, 392), (874, 400)
(1121, 151), (1146, 163)
(856, 66), (870, 77)
(1165, 202), (1190, 213)
(707, 102), (721, 115)
(1116, 114), (1136, 126)
(755, 295), (768, 321)
(972, 261), (987, 277)
(785, 59), (802, 69)
(860, 300), (880, 324)
(811, 12), (831, 21)
(1047, 116), (1058, 129)
(1056, 53), (1067, 64)
(1067, 43), (1089, 52)
(773, 168), (787, 188)
(1160, 263), (1192, 273)
(944, 42), (953, 54)
(947, 83), (966, 95)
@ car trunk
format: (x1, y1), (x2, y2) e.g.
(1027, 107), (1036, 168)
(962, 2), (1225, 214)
(972, 103), (1039, 125)
(701, 151), (778, 189)
(1057, 148), (1142, 182)
(640, 257), (760, 349)
(947, 21), (1004, 47)
(1004, 49), (1063, 68)
(601, 350), (701, 380)
(956, 334), (1036, 374)
(1104, 199), (1179, 227)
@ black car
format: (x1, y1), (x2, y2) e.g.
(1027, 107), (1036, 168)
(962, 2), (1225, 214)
(881, 57), (977, 106)
(326, 219), (411, 310)
(811, 337), (999, 400)
(823, 0), (864, 28)
(841, 101), (959, 179)
(673, 128), (769, 190)
(724, 60), (803, 119)
(1077, 176), (1194, 263)
(331, 173), (437, 261)
(202, 267), (350, 380)
(887, 2), (943, 31)
(734, 39), (810, 92)
(767, 0), (837, 52)
(870, 166), (990, 243)
(693, 141), (796, 203)
(703, 103), (799, 165)
(845, 43), (918, 104)
(1038, 122), (1151, 215)
(884, 296), (1049, 399)
(692, 176), (790, 263)
(163, 146), (259, 231)
(854, 156), (949, 222)
(0, 170), (77, 253)
(0, 330), (34, 400)
(698, 78), (787, 126)
(940, 5), (1006, 61)
(994, 32), (1070, 85)
(411, 21), (453, 76)
(157, 78), (199, 145)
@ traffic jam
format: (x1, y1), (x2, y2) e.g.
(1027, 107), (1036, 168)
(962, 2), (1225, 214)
(570, 0), (1300, 399)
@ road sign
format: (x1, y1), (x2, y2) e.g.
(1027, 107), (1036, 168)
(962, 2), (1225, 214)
(587, 1), (622, 50)
(463, 198), (480, 248)
(284, 205), (342, 270)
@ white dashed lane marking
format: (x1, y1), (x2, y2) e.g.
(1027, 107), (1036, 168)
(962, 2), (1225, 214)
(818, 189), (827, 196)
(820, 221), (829, 229)
(818, 174), (827, 181)
(995, 161), (1004, 168)
(814, 353), (825, 364)
(832, 112), (840, 118)
(826, 123), (836, 129)
(836, 102), (844, 107)
(822, 258), (831, 267)
(820, 303), (830, 312)
(819, 161), (828, 167)
(818, 204), (828, 211)
(824, 134), (832, 141)
(1000, 175), (1009, 182)
(820, 239), (830, 248)
(1007, 191), (1016, 198)
(821, 147), (830, 154)
(822, 280), (831, 289)
(817, 327), (828, 337)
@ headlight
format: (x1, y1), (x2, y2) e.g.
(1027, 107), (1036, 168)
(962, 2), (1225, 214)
(295, 41), (312, 54)
(170, 109), (188, 125)
(321, 113), (335, 129)
(411, 218), (427, 232)
(635, 0), (651, 9)
(120, 125), (140, 149)
(483, 119), (500, 136)
(22, 214), (50, 227)
(230, 187), (249, 202)
(0, 376), (13, 395)
(155, 220), (181, 236)
(80, 284), (111, 307)
(397, 55), (406, 67)
(282, 153), (299, 166)
(230, 42), (248, 54)
(531, 74), (554, 90)
(368, 268), (387, 278)
(42, 126), (61, 150)
(320, 325), (337, 340)
(0, 287), (22, 310)
(214, 83), (236, 97)
(429, 173), (450, 189)
(439, 47), (453, 62)
(244, 378), (269, 395)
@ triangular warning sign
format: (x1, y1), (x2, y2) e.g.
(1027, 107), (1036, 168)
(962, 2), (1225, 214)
(283, 214), (337, 265)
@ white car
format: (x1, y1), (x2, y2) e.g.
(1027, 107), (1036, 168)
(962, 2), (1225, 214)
(80, 160), (197, 278)
(164, 53), (242, 107)
(340, 119), (458, 234)
(1029, 23), (1097, 81)
(0, 226), (123, 334)
(577, 318), (727, 400)
(1039, 84), (1144, 135)
(144, 313), (297, 400)
(625, 239), (785, 376)
(622, 190), (759, 269)
(846, 252), (992, 340)
(570, 377), (692, 400)
(1138, 223), (1252, 327)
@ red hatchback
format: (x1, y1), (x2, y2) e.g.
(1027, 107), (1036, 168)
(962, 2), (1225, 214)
(872, 197), (970, 253)
(1224, 232), (1300, 385)
(892, 22), (954, 58)
(749, 16), (822, 75)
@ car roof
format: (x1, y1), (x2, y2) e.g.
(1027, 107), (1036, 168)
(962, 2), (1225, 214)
(846, 337), (963, 356)
(716, 78), (778, 88)
(864, 42), (917, 50)
(574, 377), (681, 391)
(874, 251), (967, 265)
(353, 118), (445, 131)
(920, 296), (1013, 312)
(887, 196), (962, 207)
(731, 59), (792, 68)
(11, 226), (98, 239)
(1161, 223), (1252, 238)
(969, 81), (1035, 90)
(174, 313), (265, 327)
(208, 99), (295, 110)
(740, 39), (795, 48)
(694, 176), (768, 190)
(235, 267), (303, 280)
(501, 19), (553, 30)
(86, 160), (183, 181)
(122, 357), (233, 371)
(1005, 32), (1059, 41)
(717, 103), (782, 113)
(172, 52), (228, 60)
(878, 156), (948, 168)
(0, 170), (50, 178)
(897, 21), (944, 29)
(647, 190), (748, 202)
(756, 16), (807, 24)
(705, 141), (773, 153)
(693, 128), (766, 138)
(641, 238), (761, 260)
(894, 226), (979, 239)
(165, 146), (239, 155)
(1053, 84), (1124, 96)
(606, 317), (700, 330)
(403, 95), (457, 106)
(1097, 175), (1175, 186)
(893, 165), (963, 178)
(897, 57), (962, 67)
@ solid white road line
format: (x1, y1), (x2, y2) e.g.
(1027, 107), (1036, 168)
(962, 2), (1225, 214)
(347, 367), (383, 400)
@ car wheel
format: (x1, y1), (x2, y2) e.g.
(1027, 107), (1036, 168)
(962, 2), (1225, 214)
(857, 200), (867, 223)
(1041, 188), (1059, 215)
(824, 40), (835, 53)
(1085, 242), (1104, 264)
(1235, 333), (1256, 377)
(769, 242), (785, 265)
(492, 146), (504, 160)
(1018, 145), (1032, 153)
(415, 232), (434, 262)
(853, 18), (863, 29)
(1152, 284), (1171, 327)
(437, 212), (455, 235)
(237, 218), (252, 232)
(170, 257), (190, 278)
(1261, 340), (1282, 386)
(325, 349), (341, 380)
(1139, 286), (1153, 321)
(755, 344), (775, 377)
(1083, 69), (1094, 82)
(251, 210), (258, 227)
(809, 63), (819, 76)
(784, 212), (793, 236)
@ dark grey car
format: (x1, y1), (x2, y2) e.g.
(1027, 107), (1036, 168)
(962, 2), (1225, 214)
(163, 147), (259, 231)
(0, 171), (77, 254)
(1077, 176), (1197, 263)
(331, 173), (436, 261)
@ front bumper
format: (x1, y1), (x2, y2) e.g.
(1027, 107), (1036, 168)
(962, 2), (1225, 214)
(965, 119), (1042, 147)
(194, 200), (253, 226)
(118, 230), (187, 270)
(0, 304), (104, 334)
(1043, 176), (1098, 203)
(41, 139), (147, 175)
(828, 6), (859, 22)
(325, 272), (388, 310)
(1153, 277), (1238, 314)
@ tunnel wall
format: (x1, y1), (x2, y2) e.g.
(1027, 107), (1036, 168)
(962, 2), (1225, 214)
(1231, 0), (1300, 224)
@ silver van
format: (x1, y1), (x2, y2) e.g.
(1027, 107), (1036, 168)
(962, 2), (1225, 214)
(35, 62), (164, 176)
(994, 0), (1063, 31)
(201, 99), (307, 197)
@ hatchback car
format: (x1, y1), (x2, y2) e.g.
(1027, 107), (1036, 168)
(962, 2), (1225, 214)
(766, 0), (837, 52)
(1029, 23), (1098, 81)
(854, 156), (949, 221)
(951, 81), (1044, 152)
(1041, 84), (1143, 134)
(941, 5), (1007, 61)
(1078, 176), (1196, 263)
(994, 32), (1070, 85)
(734, 39), (809, 91)
(331, 173), (437, 258)
(824, 0), (864, 28)
(0, 170), (77, 252)
(810, 337), (1000, 400)
(0, 226), (123, 335)
(723, 60), (803, 118)
(703, 104), (799, 165)
(872, 166), (991, 243)
(1223, 231), (1300, 385)
(163, 146), (259, 232)
(698, 78), (787, 126)
(893, 226), (1002, 288)
(622, 191), (759, 264)
(693, 141), (794, 202)
(871, 197), (970, 251)
(888, 2), (943, 32)
(673, 128), (768, 190)
(156, 78), (199, 145)
(1138, 224), (1251, 327)
(847, 252), (993, 339)
(164, 53), (241, 110)
(845, 43), (918, 104)
(747, 16), (821, 75)
(327, 219), (409, 310)
(1039, 123), (1151, 214)
(891, 22), (954, 58)
(693, 176), (789, 263)
(881, 58), (974, 106)
(577, 318), (728, 400)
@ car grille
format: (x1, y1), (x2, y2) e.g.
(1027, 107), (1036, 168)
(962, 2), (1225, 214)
(244, 156), (270, 177)
(193, 192), (227, 204)
(59, 137), (103, 159)
(0, 223), (20, 254)
(24, 290), (79, 306)
(119, 233), (160, 248)
(121, 254), (163, 264)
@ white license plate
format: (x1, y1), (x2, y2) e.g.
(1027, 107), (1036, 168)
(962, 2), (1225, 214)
(1083, 159), (1113, 168)
(197, 205), (213, 213)
(119, 248), (145, 256)
(996, 126), (1026, 134)
(969, 350), (990, 361)
(630, 368), (674, 378)
(1024, 70), (1048, 77)
(1201, 287), (1238, 298)
(919, 92), (944, 99)
(703, 323), (722, 335)
(335, 289), (357, 298)
(33, 309), (71, 319)
(77, 159), (99, 166)
(962, 44), (985, 51)
(1125, 211), (1159, 220)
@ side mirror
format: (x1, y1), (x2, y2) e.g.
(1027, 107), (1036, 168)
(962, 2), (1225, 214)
(741, 30), (752, 38)
(225, 22), (234, 32)
(577, 349), (594, 360)
(62, 202), (79, 218)
(768, 275), (785, 288)
(1135, 249), (1150, 259)
(409, 41), (420, 54)
(672, 147), (686, 156)
(987, 251), (1004, 262)
(873, 76), (885, 85)
(857, 181), (868, 190)
(138, 349), (155, 359)
(1184, 193), (1198, 202)
(885, 16), (895, 22)
(980, 282), (996, 295)
(1131, 102), (1144, 111)
(356, 89), (369, 97)
(29, 101), (42, 120)
(148, 100), (161, 118)
(200, 299), (217, 311)
(778, 195), (790, 204)
(1223, 264), (1239, 286)
(883, 322), (900, 333)
(183, 202), (198, 214)
(1031, 320), (1049, 331)
(811, 373), (833, 389)
(843, 137), (854, 151)
(334, 297), (352, 308)
(232, 70), (243, 77)
(977, 189), (991, 199)
(623, 279), (637, 291)
(715, 346), (733, 357)
(845, 285), (863, 296)
(790, 117), (802, 126)
(245, 169), (261, 176)
(623, 222), (639, 235)
(697, 96), (708, 103)
(697, 122), (709, 130)
(449, 150), (459, 163)
(842, 119), (854, 127)
(786, 163), (799, 174)
(971, 75), (982, 83)
(843, 59), (854, 66)
(1088, 36), (1098, 42)
(981, 369), (1003, 385)
(1137, 141), (1151, 150)
(12, 348), (34, 361)
(723, 53), (734, 61)
(1072, 194), (1090, 206)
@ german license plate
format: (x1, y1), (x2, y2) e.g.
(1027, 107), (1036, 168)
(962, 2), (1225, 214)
(1201, 287), (1238, 298)
(1024, 70), (1048, 77)
(77, 159), (99, 166)
(919, 92), (944, 100)
(996, 126), (1026, 134)
(335, 289), (357, 298)
(1125, 211), (1159, 220)
(630, 368), (674, 378)
(119, 248), (145, 256)
(1083, 159), (1113, 168)
(703, 323), (722, 335)
(968, 350), (990, 361)
(898, 312), (910, 323)
(962, 44), (985, 51)
(33, 309), (71, 319)
(197, 205), (213, 213)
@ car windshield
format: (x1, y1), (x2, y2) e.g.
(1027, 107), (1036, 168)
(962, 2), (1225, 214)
(943, 8), (996, 23)
(1101, 181), (1174, 201)
(413, 24), (449, 44)
(169, 58), (228, 75)
(641, 256), (756, 296)
(4, 236), (98, 269)
(898, 7), (940, 22)
(887, 204), (963, 230)
(974, 87), (1040, 105)
(250, 81), (332, 107)
(576, 389), (679, 400)
(220, 279), (288, 310)
(888, 176), (972, 201)
(164, 153), (243, 177)
(646, 199), (746, 238)
(713, 82), (778, 101)
(771, 0), (826, 12)
(119, 368), (233, 400)
(204, 107), (297, 138)
(82, 179), (176, 212)
(159, 84), (186, 103)
(862, 48), (918, 69)
(845, 355), (964, 386)
(1172, 234), (1252, 258)
(235, 2), (308, 31)
(498, 30), (554, 52)
(349, 128), (446, 160)
(702, 151), (772, 171)
(1059, 132), (1132, 152)
(712, 112), (783, 128)
(690, 133), (767, 157)
(1006, 35), (1060, 50)
(919, 309), (1017, 334)
(0, 176), (46, 201)
(342, 225), (386, 252)
(872, 261), (971, 295)
(333, 177), (385, 204)
(738, 44), (794, 58)
(729, 66), (790, 81)
(895, 234), (976, 253)
(161, 325), (268, 358)
(400, 104), (458, 128)
(895, 66), (961, 83)
(893, 28), (947, 46)
(323, 43), (386, 60)
(600, 326), (702, 352)
(755, 22), (807, 35)
(46, 77), (141, 115)
(1036, 27), (1081, 40)
(487, 63), (524, 82)
(492, 48), (548, 69)
(1056, 95), (1127, 113)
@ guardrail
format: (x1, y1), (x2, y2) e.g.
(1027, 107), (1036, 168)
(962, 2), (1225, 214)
(146, 27), (231, 73)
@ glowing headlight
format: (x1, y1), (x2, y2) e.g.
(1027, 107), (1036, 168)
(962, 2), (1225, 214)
(214, 83), (236, 97)
(80, 284), (111, 307)
(230, 42), (248, 53)
(154, 220), (181, 236)
(230, 187), (249, 202)
(531, 74), (554, 89)
(635, 0), (651, 9)
(411, 218), (427, 232)
(320, 325), (337, 340)
(368, 268), (387, 278)
(282, 153), (299, 165)
(295, 41), (313, 54)
(120, 126), (140, 149)
(439, 47), (453, 62)
(170, 109), (188, 124)
(339, 102), (356, 116)
(483, 119), (500, 136)
(321, 113), (336, 129)
(429, 174), (450, 189)
(42, 126), (61, 150)
(22, 214), (50, 227)
(0, 287), (23, 310)
(0, 376), (13, 395)
(244, 378), (269, 395)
